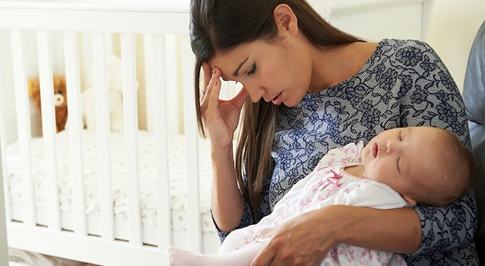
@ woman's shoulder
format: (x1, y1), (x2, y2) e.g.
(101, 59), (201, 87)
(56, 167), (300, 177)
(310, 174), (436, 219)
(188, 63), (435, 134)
(375, 38), (438, 58)
(367, 38), (447, 76)
(378, 38), (432, 50)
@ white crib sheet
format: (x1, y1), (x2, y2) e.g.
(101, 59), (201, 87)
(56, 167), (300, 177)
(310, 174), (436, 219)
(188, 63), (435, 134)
(5, 130), (215, 235)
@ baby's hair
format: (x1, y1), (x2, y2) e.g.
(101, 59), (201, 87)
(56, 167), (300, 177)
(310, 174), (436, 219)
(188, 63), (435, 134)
(426, 128), (475, 207)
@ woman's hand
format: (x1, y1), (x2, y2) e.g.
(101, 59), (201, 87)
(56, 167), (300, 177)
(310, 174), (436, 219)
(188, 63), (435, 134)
(251, 206), (347, 266)
(200, 63), (248, 148)
(250, 205), (421, 266)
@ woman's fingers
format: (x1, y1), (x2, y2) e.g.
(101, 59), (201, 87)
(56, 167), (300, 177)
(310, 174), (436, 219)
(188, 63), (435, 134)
(250, 244), (275, 266)
(252, 243), (324, 266)
(199, 65), (248, 146)
(202, 68), (222, 104)
(202, 62), (212, 88)
(200, 63), (213, 102)
(201, 62), (248, 109)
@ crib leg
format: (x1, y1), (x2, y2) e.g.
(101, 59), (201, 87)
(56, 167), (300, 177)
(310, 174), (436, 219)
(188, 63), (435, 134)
(0, 166), (8, 266)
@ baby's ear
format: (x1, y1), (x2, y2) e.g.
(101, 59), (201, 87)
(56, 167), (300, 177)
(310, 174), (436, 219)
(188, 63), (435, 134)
(402, 195), (417, 206)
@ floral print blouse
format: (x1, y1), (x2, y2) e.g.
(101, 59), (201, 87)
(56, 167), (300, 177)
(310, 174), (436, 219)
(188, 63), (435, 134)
(214, 39), (478, 265)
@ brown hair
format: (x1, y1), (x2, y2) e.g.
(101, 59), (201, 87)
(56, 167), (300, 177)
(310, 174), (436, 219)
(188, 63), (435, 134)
(190, 0), (362, 218)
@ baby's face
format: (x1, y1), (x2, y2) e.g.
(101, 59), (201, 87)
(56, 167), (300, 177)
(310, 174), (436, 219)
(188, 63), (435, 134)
(361, 127), (442, 205)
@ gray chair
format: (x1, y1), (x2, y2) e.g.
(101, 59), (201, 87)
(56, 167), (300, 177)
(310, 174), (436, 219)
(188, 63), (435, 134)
(463, 20), (485, 264)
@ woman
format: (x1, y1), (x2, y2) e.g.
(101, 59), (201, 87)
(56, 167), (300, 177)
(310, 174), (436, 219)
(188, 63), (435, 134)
(189, 0), (478, 265)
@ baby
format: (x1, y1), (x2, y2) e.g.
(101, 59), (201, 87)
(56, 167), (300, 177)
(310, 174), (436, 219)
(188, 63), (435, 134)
(168, 126), (475, 266)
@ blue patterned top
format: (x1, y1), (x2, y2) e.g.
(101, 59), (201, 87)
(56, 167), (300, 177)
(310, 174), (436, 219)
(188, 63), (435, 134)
(214, 39), (478, 265)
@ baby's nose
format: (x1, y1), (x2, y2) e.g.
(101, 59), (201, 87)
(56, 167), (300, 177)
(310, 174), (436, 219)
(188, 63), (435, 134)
(385, 139), (400, 154)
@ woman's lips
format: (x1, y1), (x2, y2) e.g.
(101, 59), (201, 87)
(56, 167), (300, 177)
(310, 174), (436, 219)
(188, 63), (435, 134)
(272, 93), (283, 105)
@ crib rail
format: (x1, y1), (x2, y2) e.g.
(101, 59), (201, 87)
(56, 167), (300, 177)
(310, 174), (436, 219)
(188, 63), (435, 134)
(0, 2), (219, 265)
(0, 1), (189, 34)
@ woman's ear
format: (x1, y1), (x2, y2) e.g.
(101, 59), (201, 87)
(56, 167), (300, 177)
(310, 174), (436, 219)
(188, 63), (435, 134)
(273, 4), (298, 36)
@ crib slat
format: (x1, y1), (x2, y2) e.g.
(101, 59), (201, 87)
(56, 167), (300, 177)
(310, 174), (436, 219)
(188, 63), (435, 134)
(91, 33), (114, 240)
(182, 36), (202, 252)
(165, 36), (180, 136)
(64, 31), (88, 236)
(120, 33), (142, 246)
(0, 61), (9, 266)
(144, 33), (172, 249)
(0, 158), (7, 266)
(0, 65), (11, 223)
(37, 30), (62, 231)
(11, 30), (36, 226)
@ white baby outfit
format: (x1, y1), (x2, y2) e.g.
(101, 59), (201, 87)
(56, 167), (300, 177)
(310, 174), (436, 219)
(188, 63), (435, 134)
(221, 142), (409, 265)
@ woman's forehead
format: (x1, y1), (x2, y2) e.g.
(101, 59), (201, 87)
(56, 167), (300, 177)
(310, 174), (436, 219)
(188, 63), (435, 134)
(209, 46), (252, 79)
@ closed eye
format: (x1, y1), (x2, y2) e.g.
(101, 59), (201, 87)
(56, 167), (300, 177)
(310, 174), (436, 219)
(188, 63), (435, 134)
(247, 64), (256, 76)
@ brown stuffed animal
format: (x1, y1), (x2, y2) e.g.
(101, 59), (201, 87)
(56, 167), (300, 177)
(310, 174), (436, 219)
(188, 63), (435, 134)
(28, 75), (68, 133)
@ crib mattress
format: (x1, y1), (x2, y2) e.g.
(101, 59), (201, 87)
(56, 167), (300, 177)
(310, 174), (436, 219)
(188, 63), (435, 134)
(5, 130), (216, 245)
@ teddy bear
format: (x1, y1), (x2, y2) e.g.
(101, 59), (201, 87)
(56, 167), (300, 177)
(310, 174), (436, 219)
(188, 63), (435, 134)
(28, 74), (68, 133)
(81, 54), (138, 132)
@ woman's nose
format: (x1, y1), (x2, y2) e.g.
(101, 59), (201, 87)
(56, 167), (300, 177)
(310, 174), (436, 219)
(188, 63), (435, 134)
(245, 86), (266, 103)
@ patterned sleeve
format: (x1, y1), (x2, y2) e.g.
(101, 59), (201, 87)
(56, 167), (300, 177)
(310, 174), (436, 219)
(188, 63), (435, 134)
(396, 40), (476, 254)
(212, 201), (254, 243)
(412, 193), (477, 254)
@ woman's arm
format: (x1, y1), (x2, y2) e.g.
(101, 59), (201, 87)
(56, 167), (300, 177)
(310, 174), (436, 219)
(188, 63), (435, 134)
(412, 191), (477, 254)
(210, 143), (245, 232)
(251, 205), (421, 266)
(199, 64), (251, 234)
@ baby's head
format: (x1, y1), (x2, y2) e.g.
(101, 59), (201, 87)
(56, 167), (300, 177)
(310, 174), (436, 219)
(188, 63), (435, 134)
(361, 126), (474, 207)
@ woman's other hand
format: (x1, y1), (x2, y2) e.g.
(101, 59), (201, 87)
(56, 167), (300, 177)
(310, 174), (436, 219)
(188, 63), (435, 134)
(251, 206), (347, 266)
(251, 205), (420, 266)
(200, 63), (248, 148)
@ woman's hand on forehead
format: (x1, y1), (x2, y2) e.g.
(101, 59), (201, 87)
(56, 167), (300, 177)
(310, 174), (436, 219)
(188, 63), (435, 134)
(199, 63), (248, 147)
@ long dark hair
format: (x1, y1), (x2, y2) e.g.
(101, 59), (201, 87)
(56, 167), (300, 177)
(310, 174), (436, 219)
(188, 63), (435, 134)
(190, 0), (362, 219)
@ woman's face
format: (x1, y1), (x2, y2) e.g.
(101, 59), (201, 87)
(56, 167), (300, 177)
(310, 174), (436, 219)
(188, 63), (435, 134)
(208, 38), (313, 107)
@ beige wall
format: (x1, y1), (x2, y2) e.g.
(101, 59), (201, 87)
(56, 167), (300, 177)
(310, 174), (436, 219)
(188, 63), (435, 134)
(427, 0), (485, 92)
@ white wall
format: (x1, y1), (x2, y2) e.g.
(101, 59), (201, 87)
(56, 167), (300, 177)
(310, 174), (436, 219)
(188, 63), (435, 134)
(427, 0), (485, 92)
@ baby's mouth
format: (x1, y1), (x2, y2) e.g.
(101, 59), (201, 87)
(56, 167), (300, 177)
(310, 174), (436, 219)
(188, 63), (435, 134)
(372, 143), (378, 158)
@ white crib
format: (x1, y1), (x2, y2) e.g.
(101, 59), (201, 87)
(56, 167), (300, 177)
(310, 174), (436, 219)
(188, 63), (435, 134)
(0, 1), (223, 265)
